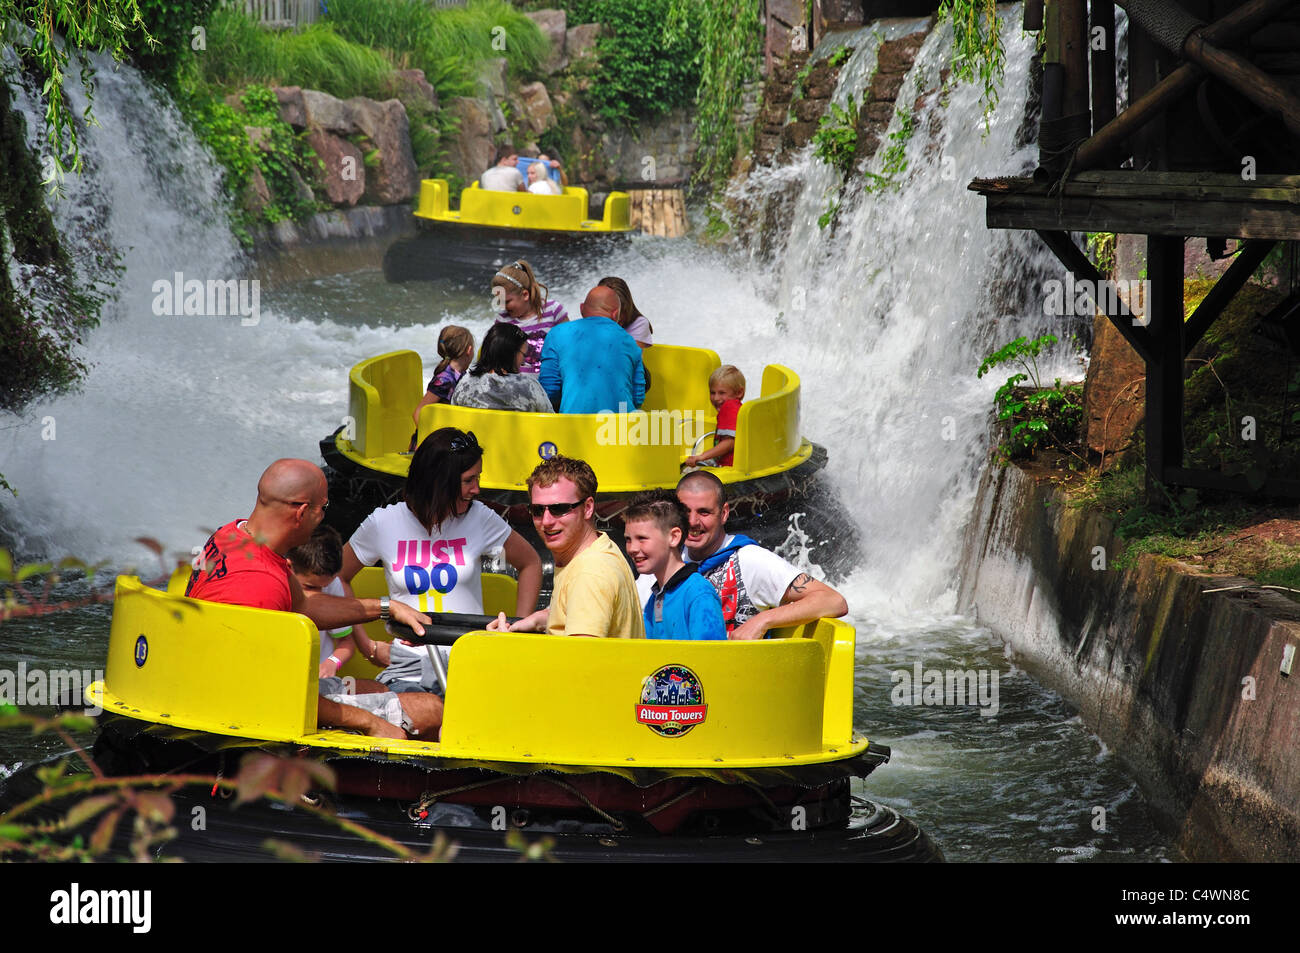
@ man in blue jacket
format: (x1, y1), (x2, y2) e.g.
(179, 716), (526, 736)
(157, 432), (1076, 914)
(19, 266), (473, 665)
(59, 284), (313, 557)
(539, 285), (645, 413)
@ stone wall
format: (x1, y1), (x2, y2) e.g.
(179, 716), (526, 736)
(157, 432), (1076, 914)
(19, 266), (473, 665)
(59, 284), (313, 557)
(957, 462), (1300, 861)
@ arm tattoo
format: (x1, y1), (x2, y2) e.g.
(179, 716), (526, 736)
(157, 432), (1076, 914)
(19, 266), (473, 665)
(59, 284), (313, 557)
(789, 573), (813, 594)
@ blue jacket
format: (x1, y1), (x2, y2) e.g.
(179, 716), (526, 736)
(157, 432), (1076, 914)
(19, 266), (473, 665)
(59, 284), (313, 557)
(643, 564), (727, 641)
(539, 316), (645, 414)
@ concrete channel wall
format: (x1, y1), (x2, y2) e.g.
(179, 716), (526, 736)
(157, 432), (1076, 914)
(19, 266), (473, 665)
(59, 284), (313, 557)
(957, 464), (1300, 861)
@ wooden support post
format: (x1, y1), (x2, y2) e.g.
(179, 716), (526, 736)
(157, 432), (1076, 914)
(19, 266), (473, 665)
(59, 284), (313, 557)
(1143, 236), (1185, 498)
(1090, 1), (1116, 135)
(1183, 240), (1277, 354)
(1060, 0), (1091, 125)
(1024, 0), (1044, 32)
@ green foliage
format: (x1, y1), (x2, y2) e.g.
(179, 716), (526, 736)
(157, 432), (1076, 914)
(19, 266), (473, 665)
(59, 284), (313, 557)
(816, 196), (839, 231)
(129, 0), (221, 79)
(0, 0), (150, 179)
(674, 0), (761, 187)
(811, 95), (857, 177)
(176, 83), (325, 244)
(185, 9), (394, 100)
(0, 80), (115, 415)
(978, 334), (1084, 464)
(325, 0), (548, 101)
(860, 105), (915, 195)
(937, 0), (1004, 130)
(1086, 232), (1116, 275)
(879, 106), (913, 177)
(827, 46), (852, 69)
(561, 0), (701, 127)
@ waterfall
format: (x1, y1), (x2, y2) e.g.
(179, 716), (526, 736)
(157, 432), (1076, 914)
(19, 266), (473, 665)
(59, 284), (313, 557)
(719, 14), (1074, 612)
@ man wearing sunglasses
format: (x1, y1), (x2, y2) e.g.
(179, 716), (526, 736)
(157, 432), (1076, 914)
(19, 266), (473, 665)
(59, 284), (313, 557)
(489, 456), (644, 639)
(187, 458), (435, 737)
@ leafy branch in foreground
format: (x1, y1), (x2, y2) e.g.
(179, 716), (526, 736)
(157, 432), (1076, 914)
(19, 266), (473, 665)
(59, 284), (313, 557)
(937, 0), (1005, 130)
(0, 708), (457, 862)
(0, 0), (152, 180)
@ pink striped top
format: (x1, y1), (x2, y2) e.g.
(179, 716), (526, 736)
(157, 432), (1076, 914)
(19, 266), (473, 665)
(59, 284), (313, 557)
(498, 299), (569, 374)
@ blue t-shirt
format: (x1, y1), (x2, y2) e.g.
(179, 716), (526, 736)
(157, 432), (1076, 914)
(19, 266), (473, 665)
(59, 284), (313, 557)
(643, 564), (727, 641)
(539, 315), (645, 414)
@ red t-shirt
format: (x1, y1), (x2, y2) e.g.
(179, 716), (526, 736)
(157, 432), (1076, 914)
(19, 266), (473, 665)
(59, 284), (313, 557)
(714, 398), (741, 467)
(185, 520), (294, 611)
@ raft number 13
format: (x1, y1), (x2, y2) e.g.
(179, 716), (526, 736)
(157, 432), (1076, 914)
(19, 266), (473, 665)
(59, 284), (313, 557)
(135, 635), (149, 668)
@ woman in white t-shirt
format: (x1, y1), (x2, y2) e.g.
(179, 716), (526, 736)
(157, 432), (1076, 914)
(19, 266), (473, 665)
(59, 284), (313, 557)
(341, 428), (542, 695)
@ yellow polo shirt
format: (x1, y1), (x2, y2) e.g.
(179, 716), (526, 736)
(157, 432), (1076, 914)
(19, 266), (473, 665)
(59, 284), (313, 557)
(547, 532), (645, 639)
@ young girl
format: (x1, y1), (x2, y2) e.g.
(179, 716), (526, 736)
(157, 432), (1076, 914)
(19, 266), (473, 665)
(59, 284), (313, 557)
(490, 260), (568, 374)
(411, 326), (474, 449)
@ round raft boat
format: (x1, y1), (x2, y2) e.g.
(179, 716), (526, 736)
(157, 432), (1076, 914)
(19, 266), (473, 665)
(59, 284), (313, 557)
(320, 344), (830, 543)
(85, 570), (941, 862)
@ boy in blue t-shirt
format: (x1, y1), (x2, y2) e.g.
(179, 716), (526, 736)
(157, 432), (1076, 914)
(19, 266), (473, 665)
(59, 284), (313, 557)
(623, 492), (726, 641)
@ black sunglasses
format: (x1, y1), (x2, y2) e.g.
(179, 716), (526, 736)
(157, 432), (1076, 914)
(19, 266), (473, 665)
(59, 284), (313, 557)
(527, 500), (584, 519)
(449, 431), (480, 453)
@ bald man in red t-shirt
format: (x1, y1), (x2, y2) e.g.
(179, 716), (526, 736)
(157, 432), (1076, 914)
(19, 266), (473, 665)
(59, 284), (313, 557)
(187, 459), (440, 739)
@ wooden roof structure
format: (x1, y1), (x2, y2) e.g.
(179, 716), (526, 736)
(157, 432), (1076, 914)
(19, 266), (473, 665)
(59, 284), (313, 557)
(970, 0), (1300, 498)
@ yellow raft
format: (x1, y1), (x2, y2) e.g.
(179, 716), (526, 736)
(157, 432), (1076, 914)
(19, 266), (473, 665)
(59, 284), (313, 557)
(82, 570), (941, 860)
(414, 178), (633, 234)
(320, 343), (827, 536)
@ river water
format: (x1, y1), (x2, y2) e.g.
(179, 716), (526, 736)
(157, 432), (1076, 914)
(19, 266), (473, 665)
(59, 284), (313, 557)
(0, 11), (1173, 860)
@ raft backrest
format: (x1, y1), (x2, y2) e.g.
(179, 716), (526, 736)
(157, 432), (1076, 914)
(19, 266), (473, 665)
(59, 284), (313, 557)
(601, 191), (630, 231)
(731, 364), (802, 474)
(439, 633), (830, 764)
(105, 576), (317, 739)
(642, 344), (719, 413)
(419, 403), (683, 491)
(348, 350), (423, 457)
(459, 183), (590, 230)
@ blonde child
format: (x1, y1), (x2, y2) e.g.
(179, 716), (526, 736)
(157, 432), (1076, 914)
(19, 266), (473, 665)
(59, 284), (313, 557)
(684, 365), (745, 468)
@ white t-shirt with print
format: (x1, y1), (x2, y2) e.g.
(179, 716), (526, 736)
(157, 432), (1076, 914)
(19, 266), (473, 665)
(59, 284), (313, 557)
(349, 501), (512, 691)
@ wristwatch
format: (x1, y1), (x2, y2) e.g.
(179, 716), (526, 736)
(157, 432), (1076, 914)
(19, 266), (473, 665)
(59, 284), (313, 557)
(379, 596), (390, 622)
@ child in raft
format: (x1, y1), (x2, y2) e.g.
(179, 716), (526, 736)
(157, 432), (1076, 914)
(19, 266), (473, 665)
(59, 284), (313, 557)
(684, 365), (745, 468)
(623, 492), (725, 641)
(410, 325), (474, 450)
(289, 527), (410, 735)
(491, 260), (568, 375)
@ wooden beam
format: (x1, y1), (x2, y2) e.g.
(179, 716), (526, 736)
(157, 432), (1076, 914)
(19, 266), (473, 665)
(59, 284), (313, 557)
(989, 195), (1300, 241)
(1036, 229), (1154, 363)
(1183, 239), (1277, 354)
(1183, 29), (1300, 137)
(1073, 0), (1296, 172)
